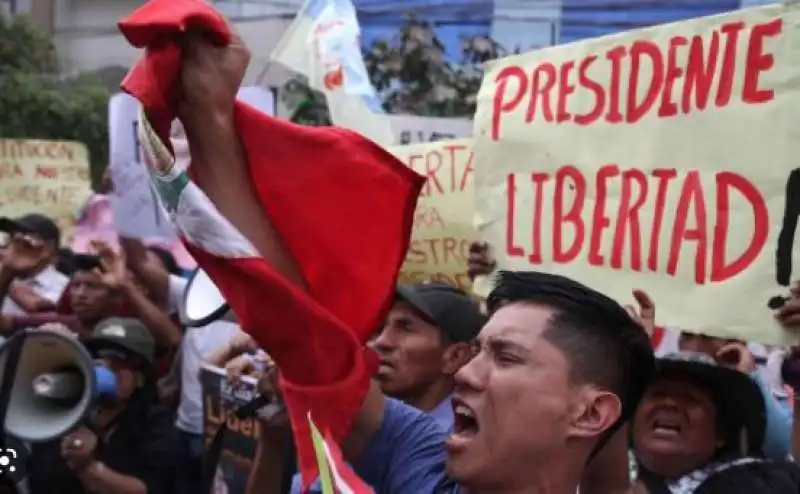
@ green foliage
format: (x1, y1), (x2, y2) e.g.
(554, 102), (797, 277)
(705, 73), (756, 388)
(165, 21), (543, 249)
(0, 15), (110, 190)
(281, 17), (505, 125)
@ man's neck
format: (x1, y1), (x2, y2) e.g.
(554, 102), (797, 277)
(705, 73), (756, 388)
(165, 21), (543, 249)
(464, 456), (584, 494)
(405, 378), (453, 413)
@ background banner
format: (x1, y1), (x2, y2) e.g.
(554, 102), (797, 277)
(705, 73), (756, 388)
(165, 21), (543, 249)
(0, 138), (91, 242)
(390, 138), (476, 290)
(201, 364), (259, 494)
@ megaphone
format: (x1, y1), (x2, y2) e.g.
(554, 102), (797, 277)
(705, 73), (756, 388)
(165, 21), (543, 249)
(0, 329), (117, 442)
(180, 268), (236, 327)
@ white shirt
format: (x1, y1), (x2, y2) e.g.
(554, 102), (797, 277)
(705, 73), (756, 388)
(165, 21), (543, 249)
(168, 274), (243, 434)
(1, 264), (69, 316)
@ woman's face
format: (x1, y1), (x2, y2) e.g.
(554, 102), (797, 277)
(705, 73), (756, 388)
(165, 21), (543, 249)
(633, 376), (722, 478)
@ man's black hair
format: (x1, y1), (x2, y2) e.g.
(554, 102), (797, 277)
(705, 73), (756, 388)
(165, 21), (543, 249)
(486, 271), (656, 457)
(55, 248), (76, 276)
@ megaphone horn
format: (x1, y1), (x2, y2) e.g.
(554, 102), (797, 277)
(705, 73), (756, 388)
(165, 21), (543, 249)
(180, 268), (237, 328)
(0, 329), (117, 443)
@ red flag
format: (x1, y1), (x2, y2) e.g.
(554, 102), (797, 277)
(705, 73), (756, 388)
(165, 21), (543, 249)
(118, 0), (424, 488)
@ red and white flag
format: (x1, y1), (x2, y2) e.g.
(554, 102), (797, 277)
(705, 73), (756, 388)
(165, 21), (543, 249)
(118, 0), (425, 488)
(308, 413), (374, 494)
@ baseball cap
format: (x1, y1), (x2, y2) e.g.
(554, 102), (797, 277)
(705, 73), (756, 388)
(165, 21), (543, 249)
(84, 317), (156, 366)
(396, 283), (486, 342)
(0, 213), (61, 247)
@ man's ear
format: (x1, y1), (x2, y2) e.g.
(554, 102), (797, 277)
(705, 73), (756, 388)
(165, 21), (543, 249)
(568, 387), (622, 440)
(442, 341), (472, 376)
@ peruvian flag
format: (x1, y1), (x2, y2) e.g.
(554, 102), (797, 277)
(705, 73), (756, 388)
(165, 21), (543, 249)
(117, 0), (424, 489)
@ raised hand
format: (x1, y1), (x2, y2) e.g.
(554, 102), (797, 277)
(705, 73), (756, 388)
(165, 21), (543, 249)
(2, 233), (46, 275)
(625, 289), (655, 337)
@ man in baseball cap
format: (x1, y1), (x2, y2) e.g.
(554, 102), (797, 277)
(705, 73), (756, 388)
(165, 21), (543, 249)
(371, 282), (486, 429)
(27, 316), (178, 494)
(84, 317), (156, 373)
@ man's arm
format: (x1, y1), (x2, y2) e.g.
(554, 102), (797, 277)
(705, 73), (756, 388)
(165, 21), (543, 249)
(118, 277), (182, 349)
(120, 238), (172, 308)
(8, 282), (56, 312)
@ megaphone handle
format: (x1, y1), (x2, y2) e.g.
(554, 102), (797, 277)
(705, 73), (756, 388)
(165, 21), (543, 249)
(0, 331), (27, 448)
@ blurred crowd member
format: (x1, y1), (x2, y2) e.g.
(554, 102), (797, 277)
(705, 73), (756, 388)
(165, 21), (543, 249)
(58, 241), (182, 353)
(118, 236), (245, 494)
(0, 214), (69, 318)
(27, 318), (178, 494)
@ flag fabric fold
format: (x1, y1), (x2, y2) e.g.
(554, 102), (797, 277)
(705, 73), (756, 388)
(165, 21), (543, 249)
(117, 0), (425, 488)
(271, 0), (396, 147)
(309, 413), (374, 494)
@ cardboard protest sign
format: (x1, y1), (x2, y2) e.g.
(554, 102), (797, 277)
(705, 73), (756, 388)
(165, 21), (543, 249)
(0, 139), (91, 242)
(201, 364), (260, 494)
(472, 4), (800, 344)
(390, 139), (476, 290)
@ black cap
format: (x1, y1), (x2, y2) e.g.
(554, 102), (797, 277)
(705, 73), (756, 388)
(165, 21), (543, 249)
(396, 283), (486, 342)
(72, 253), (102, 272)
(0, 214), (61, 247)
(85, 317), (156, 366)
(656, 352), (766, 455)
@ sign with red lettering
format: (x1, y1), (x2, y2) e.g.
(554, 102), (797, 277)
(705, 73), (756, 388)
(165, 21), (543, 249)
(391, 139), (477, 291)
(473, 4), (800, 344)
(0, 139), (91, 242)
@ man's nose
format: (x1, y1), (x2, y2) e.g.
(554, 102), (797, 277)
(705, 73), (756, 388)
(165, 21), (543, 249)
(370, 328), (396, 353)
(454, 351), (487, 392)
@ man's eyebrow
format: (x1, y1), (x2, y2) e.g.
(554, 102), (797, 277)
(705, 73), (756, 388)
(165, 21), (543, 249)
(479, 335), (530, 354)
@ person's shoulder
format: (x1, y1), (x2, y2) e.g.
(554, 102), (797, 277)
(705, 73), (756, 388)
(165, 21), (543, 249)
(383, 396), (447, 435)
(354, 397), (449, 492)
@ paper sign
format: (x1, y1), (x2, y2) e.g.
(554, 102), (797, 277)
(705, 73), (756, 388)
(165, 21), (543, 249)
(201, 364), (260, 494)
(472, 4), (800, 344)
(0, 139), (92, 242)
(390, 139), (476, 290)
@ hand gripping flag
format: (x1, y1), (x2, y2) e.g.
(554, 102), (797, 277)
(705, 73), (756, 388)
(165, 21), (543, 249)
(117, 0), (425, 488)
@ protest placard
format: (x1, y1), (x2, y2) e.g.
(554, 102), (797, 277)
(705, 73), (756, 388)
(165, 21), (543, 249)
(390, 138), (476, 290)
(201, 364), (260, 494)
(472, 4), (800, 344)
(0, 139), (91, 242)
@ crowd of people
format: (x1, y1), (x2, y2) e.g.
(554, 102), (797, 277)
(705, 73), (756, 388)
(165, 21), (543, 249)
(4, 3), (800, 493)
(2, 208), (800, 494)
